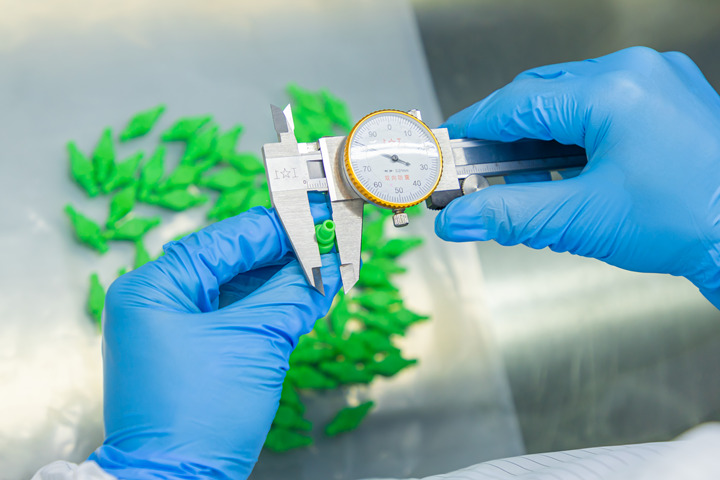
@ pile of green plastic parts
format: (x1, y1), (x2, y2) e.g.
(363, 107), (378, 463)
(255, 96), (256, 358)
(64, 84), (429, 452)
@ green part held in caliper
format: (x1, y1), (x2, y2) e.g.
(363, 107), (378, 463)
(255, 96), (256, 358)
(315, 220), (336, 254)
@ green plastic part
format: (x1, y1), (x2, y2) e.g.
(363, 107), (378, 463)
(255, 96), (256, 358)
(273, 405), (312, 431)
(105, 216), (161, 241)
(182, 124), (218, 164)
(241, 187), (272, 211)
(103, 151), (143, 193)
(87, 273), (105, 327)
(161, 115), (212, 141)
(287, 84), (326, 114)
(117, 266), (128, 277)
(199, 167), (252, 191)
(393, 307), (430, 327)
(138, 146), (165, 201)
(264, 428), (312, 453)
(226, 152), (265, 174)
(329, 294), (352, 335)
(285, 365), (337, 389)
(119, 105), (166, 141)
(134, 240), (152, 269)
(368, 352), (416, 377)
(358, 261), (397, 290)
(146, 189), (208, 211)
(157, 164), (202, 192)
(279, 382), (305, 414)
(361, 217), (385, 250)
(214, 125), (244, 159)
(355, 329), (399, 354)
(290, 344), (337, 366)
(366, 257), (407, 275)
(315, 220), (336, 254)
(376, 238), (424, 258)
(325, 401), (374, 437)
(355, 310), (405, 336)
(319, 361), (374, 384)
(65, 204), (108, 253)
(354, 290), (402, 311)
(332, 332), (374, 362)
(321, 89), (353, 131)
(67, 141), (99, 197)
(92, 128), (116, 189)
(207, 189), (247, 221)
(106, 184), (137, 228)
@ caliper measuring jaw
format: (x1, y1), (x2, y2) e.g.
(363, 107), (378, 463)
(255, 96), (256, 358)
(262, 105), (363, 295)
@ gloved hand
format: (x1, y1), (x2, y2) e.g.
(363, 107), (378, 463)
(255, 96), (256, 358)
(435, 47), (720, 309)
(88, 205), (341, 480)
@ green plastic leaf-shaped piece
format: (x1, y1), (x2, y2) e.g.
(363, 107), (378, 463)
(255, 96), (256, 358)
(272, 405), (312, 431)
(67, 141), (99, 197)
(226, 152), (265, 174)
(105, 216), (161, 241)
(354, 290), (401, 311)
(103, 151), (143, 193)
(264, 428), (312, 453)
(106, 184), (137, 228)
(329, 293), (352, 335)
(355, 329), (399, 354)
(161, 115), (212, 141)
(64, 204), (108, 254)
(358, 261), (397, 290)
(214, 125), (243, 160)
(241, 186), (271, 211)
(361, 216), (385, 251)
(290, 344), (337, 366)
(285, 365), (337, 389)
(146, 189), (208, 211)
(92, 128), (116, 188)
(280, 382), (305, 414)
(87, 273), (105, 327)
(376, 237), (423, 258)
(207, 189), (247, 221)
(134, 239), (152, 269)
(325, 401), (374, 437)
(355, 310), (404, 336)
(119, 105), (166, 141)
(368, 352), (417, 377)
(157, 164), (202, 192)
(393, 307), (430, 328)
(336, 332), (374, 362)
(182, 124), (218, 163)
(199, 167), (252, 191)
(138, 146), (165, 201)
(287, 83), (325, 114)
(319, 360), (374, 385)
(321, 89), (353, 131)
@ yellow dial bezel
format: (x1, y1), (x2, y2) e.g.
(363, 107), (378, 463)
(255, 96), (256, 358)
(343, 109), (443, 209)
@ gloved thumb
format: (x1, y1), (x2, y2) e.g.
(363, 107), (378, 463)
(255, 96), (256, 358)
(435, 174), (614, 256)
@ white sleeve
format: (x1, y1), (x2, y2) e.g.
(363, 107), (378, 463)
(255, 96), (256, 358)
(32, 461), (116, 480)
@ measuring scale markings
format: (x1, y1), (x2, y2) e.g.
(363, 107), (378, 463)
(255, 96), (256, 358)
(345, 111), (442, 207)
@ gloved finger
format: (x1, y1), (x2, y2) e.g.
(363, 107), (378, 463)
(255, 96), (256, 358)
(309, 191), (332, 222)
(148, 207), (293, 312)
(504, 172), (552, 184)
(435, 173), (611, 255)
(219, 254), (342, 344)
(441, 75), (588, 148)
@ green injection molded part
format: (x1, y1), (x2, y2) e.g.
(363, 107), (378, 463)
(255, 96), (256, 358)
(65, 204), (108, 254)
(285, 365), (337, 389)
(226, 152), (265, 175)
(214, 125), (244, 160)
(368, 352), (416, 377)
(92, 128), (116, 189)
(67, 141), (99, 197)
(361, 217), (385, 250)
(241, 187), (271, 211)
(321, 89), (353, 131)
(264, 428), (312, 453)
(280, 382), (305, 414)
(161, 115), (212, 141)
(105, 216), (161, 241)
(146, 189), (208, 211)
(355, 310), (405, 336)
(157, 164), (203, 192)
(357, 261), (397, 290)
(336, 332), (374, 362)
(134, 239), (152, 269)
(315, 220), (336, 254)
(106, 184), (137, 228)
(376, 238), (424, 258)
(329, 294), (352, 335)
(117, 266), (128, 277)
(199, 167), (252, 191)
(366, 257), (407, 275)
(87, 273), (105, 327)
(354, 290), (402, 311)
(207, 189), (248, 221)
(182, 124), (218, 164)
(119, 105), (166, 141)
(290, 344), (337, 366)
(272, 405), (312, 431)
(287, 84), (326, 114)
(138, 146), (165, 201)
(325, 401), (374, 437)
(319, 360), (374, 385)
(393, 307), (430, 328)
(103, 151), (143, 193)
(355, 329), (399, 354)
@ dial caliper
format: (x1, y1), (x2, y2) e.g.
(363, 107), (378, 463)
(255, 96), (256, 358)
(262, 105), (587, 294)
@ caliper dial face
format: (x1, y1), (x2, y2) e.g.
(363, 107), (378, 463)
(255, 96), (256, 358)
(343, 110), (443, 209)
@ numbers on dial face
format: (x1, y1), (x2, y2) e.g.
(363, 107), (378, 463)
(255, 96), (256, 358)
(347, 112), (441, 206)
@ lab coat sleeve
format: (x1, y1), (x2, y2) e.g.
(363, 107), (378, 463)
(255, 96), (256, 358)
(32, 461), (116, 480)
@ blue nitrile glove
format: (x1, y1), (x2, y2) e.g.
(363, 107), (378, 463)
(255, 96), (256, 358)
(436, 47), (720, 308)
(88, 205), (341, 480)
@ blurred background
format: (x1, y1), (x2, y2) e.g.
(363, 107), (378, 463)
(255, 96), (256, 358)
(1, 0), (719, 479)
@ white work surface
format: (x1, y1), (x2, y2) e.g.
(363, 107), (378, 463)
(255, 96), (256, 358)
(0, 1), (524, 479)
